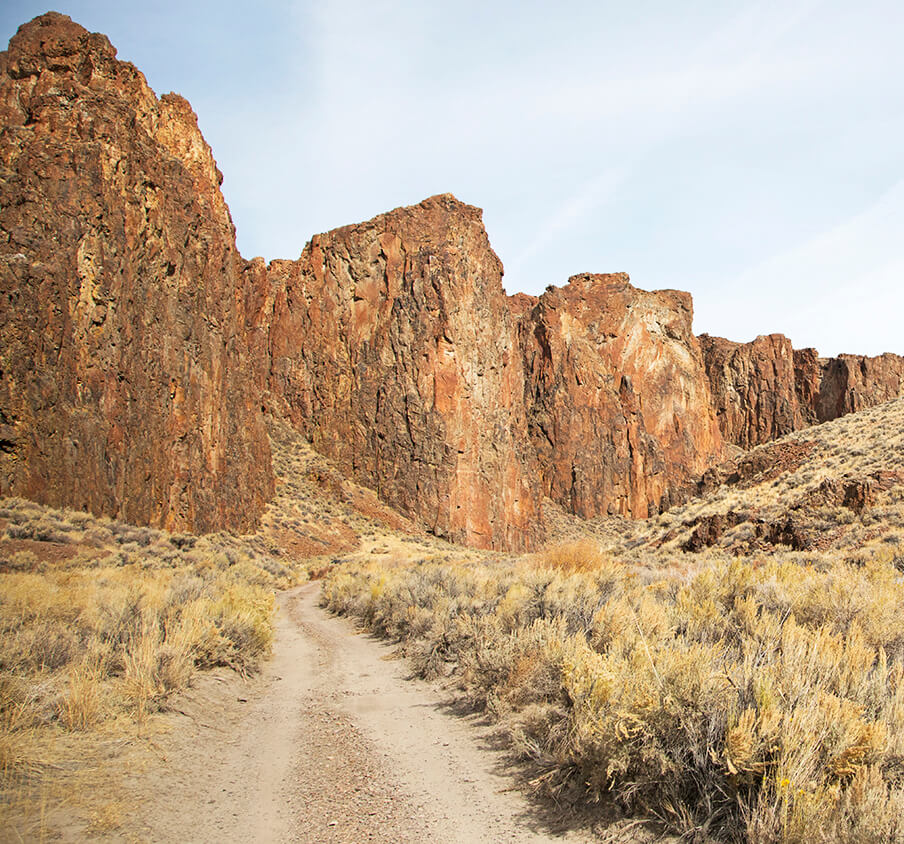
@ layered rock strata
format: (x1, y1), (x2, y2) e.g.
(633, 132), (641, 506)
(0, 13), (273, 531)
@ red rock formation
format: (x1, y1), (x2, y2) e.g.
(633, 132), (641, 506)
(698, 334), (803, 448)
(817, 354), (904, 422)
(12, 13), (901, 551)
(250, 212), (729, 545)
(507, 291), (538, 320)
(0, 13), (273, 531)
(701, 333), (904, 447)
(253, 195), (542, 550)
(516, 274), (723, 518)
(792, 347), (822, 427)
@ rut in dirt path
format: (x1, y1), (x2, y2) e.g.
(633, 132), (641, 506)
(281, 582), (600, 844)
(142, 582), (602, 843)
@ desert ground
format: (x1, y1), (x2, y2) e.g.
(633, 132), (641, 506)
(4, 400), (904, 841)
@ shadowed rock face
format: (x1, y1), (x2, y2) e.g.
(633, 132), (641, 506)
(699, 334), (804, 449)
(251, 195), (542, 550)
(0, 13), (273, 531)
(515, 274), (724, 518)
(701, 334), (904, 447)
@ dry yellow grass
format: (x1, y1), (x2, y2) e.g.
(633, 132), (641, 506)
(4, 396), (903, 840)
(324, 534), (904, 841)
(0, 496), (298, 835)
(0, 418), (466, 838)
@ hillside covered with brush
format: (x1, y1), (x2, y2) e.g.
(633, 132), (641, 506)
(325, 398), (904, 842)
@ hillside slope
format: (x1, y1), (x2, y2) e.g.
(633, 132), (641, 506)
(616, 395), (904, 562)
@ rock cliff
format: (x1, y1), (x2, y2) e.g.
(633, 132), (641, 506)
(0, 13), (273, 531)
(701, 334), (904, 447)
(698, 334), (804, 448)
(515, 275), (724, 518)
(248, 208), (726, 546)
(251, 195), (542, 550)
(817, 354), (904, 422)
(4, 13), (899, 550)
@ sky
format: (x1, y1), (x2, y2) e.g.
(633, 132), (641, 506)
(2, 1), (903, 357)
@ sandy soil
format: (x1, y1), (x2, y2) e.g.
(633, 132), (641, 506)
(96, 583), (605, 843)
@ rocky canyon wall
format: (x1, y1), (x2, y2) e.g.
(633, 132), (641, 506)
(246, 207), (725, 546)
(699, 334), (805, 449)
(250, 195), (543, 550)
(817, 354), (904, 422)
(701, 334), (904, 448)
(0, 13), (273, 532)
(514, 275), (723, 518)
(4, 13), (899, 550)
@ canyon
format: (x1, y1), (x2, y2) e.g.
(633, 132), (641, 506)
(2, 12), (903, 550)
(700, 333), (904, 448)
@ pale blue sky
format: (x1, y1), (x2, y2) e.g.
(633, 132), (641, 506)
(3, 1), (903, 356)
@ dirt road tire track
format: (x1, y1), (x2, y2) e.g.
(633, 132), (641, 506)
(124, 582), (599, 842)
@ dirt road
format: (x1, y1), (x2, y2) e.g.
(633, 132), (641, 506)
(123, 582), (599, 843)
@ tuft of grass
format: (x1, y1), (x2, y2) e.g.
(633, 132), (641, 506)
(534, 539), (618, 575)
(56, 659), (103, 731)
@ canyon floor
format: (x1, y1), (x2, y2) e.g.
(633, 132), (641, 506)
(67, 580), (615, 844)
(5, 400), (904, 841)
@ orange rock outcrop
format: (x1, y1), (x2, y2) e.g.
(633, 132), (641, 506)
(250, 195), (542, 550)
(515, 274), (723, 518)
(0, 13), (273, 531)
(701, 334), (904, 447)
(4, 14), (899, 549)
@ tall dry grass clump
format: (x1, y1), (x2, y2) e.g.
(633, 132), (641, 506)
(323, 542), (904, 842)
(0, 497), (295, 811)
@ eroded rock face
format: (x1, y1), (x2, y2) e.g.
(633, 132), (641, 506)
(698, 334), (803, 448)
(792, 347), (822, 427)
(9, 13), (900, 551)
(0, 13), (273, 531)
(515, 274), (724, 518)
(251, 216), (728, 545)
(701, 334), (904, 448)
(817, 354), (904, 422)
(253, 195), (542, 550)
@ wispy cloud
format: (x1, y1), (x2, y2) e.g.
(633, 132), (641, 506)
(506, 169), (626, 280)
(696, 177), (904, 355)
